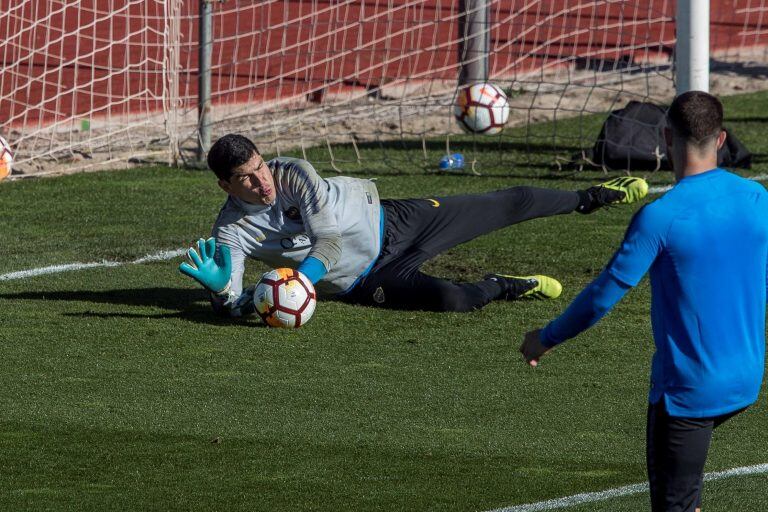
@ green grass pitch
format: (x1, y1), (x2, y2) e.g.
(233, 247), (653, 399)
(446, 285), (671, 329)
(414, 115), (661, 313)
(1, 91), (768, 511)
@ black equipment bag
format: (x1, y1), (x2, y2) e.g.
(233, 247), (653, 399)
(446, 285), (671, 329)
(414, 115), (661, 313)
(581, 101), (751, 171)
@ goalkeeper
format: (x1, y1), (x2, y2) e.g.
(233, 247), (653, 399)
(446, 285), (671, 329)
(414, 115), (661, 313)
(179, 134), (647, 316)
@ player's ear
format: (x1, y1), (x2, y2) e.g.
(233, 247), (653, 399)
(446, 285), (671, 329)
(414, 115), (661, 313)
(217, 179), (231, 193)
(716, 129), (727, 150)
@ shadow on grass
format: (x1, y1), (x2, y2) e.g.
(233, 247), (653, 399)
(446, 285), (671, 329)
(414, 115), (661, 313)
(326, 166), (577, 180)
(60, 310), (267, 328)
(1, 287), (263, 327)
(298, 137), (597, 177)
(747, 153), (768, 165)
(712, 59), (768, 79)
(349, 138), (586, 154)
(312, 161), (640, 181)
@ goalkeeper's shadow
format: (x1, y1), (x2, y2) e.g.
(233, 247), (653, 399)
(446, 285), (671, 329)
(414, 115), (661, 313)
(2, 287), (264, 327)
(61, 310), (265, 327)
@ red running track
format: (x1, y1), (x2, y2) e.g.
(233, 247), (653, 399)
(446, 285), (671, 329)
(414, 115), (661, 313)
(0, 0), (765, 126)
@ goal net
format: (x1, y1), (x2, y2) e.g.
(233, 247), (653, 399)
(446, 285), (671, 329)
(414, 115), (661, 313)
(2, 0), (768, 177)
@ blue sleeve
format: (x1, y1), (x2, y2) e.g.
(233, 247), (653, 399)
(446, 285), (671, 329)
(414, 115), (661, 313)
(540, 269), (631, 348)
(540, 205), (665, 348)
(606, 205), (665, 287)
(297, 256), (327, 284)
(760, 190), (768, 299)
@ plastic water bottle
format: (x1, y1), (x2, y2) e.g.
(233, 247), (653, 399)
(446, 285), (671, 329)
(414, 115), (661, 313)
(438, 153), (464, 171)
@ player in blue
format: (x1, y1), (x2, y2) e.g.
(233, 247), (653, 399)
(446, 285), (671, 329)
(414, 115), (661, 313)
(520, 91), (768, 512)
(179, 134), (647, 316)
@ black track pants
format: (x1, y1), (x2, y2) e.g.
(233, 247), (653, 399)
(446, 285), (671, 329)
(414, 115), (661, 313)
(341, 186), (580, 311)
(646, 400), (746, 512)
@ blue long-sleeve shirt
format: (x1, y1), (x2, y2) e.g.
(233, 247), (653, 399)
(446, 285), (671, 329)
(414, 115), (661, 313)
(542, 169), (768, 418)
(541, 270), (630, 346)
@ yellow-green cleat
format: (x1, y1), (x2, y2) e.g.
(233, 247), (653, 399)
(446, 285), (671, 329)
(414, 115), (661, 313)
(577, 176), (648, 214)
(484, 274), (563, 300)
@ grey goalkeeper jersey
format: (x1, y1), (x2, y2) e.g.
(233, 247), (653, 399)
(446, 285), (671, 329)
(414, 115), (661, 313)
(212, 157), (382, 303)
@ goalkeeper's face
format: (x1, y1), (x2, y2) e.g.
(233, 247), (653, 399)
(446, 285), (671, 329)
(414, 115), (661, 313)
(220, 154), (276, 205)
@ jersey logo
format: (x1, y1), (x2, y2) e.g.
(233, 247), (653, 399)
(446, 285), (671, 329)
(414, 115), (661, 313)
(284, 207), (301, 221)
(426, 199), (440, 208)
(373, 287), (386, 304)
(281, 234), (310, 249)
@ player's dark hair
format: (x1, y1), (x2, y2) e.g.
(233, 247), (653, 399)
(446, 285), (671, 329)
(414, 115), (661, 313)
(207, 134), (260, 181)
(666, 91), (723, 147)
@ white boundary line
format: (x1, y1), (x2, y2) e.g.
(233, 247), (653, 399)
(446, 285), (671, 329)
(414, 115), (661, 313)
(0, 249), (186, 281)
(648, 184), (674, 194)
(3, 173), (768, 282)
(484, 463), (768, 512)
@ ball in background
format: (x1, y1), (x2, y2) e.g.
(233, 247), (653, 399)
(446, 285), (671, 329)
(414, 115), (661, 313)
(0, 135), (13, 181)
(453, 82), (510, 135)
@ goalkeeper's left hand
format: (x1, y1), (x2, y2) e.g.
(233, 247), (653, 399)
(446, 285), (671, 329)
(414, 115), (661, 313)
(179, 237), (232, 295)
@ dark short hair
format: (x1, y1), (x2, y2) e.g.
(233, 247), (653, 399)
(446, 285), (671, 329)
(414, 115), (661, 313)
(207, 134), (260, 181)
(667, 91), (723, 146)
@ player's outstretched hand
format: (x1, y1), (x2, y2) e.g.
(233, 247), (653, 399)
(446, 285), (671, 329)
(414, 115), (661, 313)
(179, 237), (232, 294)
(519, 329), (550, 367)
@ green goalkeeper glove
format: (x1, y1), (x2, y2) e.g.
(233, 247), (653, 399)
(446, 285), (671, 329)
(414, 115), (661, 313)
(179, 237), (232, 295)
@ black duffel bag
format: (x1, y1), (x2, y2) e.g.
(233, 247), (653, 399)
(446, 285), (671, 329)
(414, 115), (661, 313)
(578, 101), (751, 171)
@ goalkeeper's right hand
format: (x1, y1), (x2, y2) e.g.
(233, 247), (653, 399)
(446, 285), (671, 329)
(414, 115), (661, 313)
(179, 237), (232, 295)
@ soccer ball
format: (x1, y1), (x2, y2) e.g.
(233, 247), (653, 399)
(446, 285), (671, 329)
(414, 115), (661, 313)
(0, 135), (13, 181)
(253, 268), (317, 328)
(453, 82), (510, 135)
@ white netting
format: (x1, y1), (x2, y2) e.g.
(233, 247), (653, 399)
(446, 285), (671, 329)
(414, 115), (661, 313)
(2, 0), (768, 177)
(0, 0), (173, 173)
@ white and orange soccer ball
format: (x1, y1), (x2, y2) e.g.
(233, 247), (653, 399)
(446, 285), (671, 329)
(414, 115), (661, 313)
(0, 135), (13, 181)
(253, 268), (317, 328)
(453, 82), (510, 135)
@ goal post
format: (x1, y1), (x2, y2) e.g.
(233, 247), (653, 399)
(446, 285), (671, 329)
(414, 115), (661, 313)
(197, 0), (213, 163)
(458, 0), (490, 87)
(676, 0), (710, 94)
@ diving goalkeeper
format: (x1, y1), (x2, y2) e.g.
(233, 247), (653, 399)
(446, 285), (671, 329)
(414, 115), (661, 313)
(179, 134), (647, 316)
